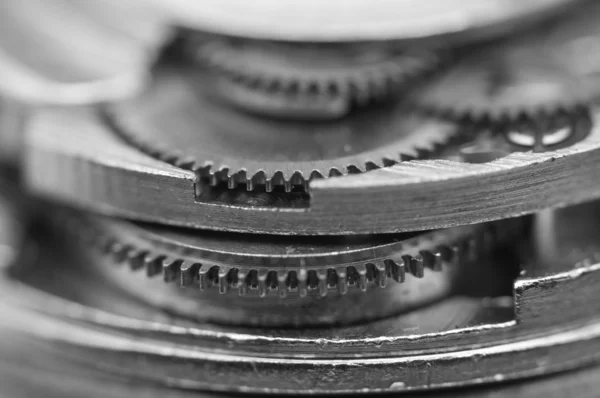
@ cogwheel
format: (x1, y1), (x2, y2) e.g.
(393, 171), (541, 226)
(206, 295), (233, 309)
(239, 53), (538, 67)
(410, 3), (600, 121)
(185, 37), (443, 119)
(105, 64), (465, 191)
(436, 107), (591, 158)
(64, 210), (525, 298)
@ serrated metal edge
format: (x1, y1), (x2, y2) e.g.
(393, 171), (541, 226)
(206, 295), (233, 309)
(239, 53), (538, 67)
(62, 214), (521, 298)
(192, 40), (441, 108)
(414, 96), (593, 125)
(104, 105), (468, 192)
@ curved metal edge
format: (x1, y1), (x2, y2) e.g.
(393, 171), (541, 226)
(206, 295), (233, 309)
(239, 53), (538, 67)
(2, 257), (600, 394)
(24, 107), (600, 235)
(310, 106), (600, 232)
(3, 222), (600, 393)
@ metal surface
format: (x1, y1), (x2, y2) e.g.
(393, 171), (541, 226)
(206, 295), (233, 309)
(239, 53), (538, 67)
(24, 105), (600, 235)
(411, 1), (600, 120)
(188, 39), (442, 119)
(5, 1), (600, 396)
(0, 202), (599, 393)
(106, 64), (460, 191)
(146, 0), (579, 43)
(56, 211), (524, 326)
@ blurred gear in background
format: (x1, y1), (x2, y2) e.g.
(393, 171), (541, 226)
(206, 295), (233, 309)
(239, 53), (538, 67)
(3, 0), (600, 397)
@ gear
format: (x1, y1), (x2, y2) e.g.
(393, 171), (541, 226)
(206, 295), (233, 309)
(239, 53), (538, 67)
(105, 64), (465, 191)
(410, 3), (600, 121)
(185, 38), (443, 119)
(27, 106), (597, 235)
(65, 210), (526, 298)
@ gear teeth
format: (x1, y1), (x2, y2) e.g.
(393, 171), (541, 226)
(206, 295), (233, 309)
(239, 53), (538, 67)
(236, 269), (248, 296)
(336, 267), (348, 295)
(374, 262), (387, 288)
(354, 264), (368, 292)
(198, 263), (213, 291)
(143, 255), (161, 277)
(317, 269), (328, 297)
(264, 179), (274, 193)
(257, 269), (269, 298)
(277, 273), (288, 298)
(218, 266), (230, 294)
(65, 213), (523, 298)
(388, 259), (406, 283)
(96, 243), (488, 296)
(408, 255), (425, 278)
(163, 258), (181, 283)
(126, 249), (147, 271)
(297, 269), (308, 298)
(109, 242), (129, 264)
(190, 38), (443, 120)
(107, 88), (463, 192)
(430, 250), (444, 272)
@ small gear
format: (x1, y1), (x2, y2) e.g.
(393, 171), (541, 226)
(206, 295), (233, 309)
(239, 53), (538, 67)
(105, 65), (466, 191)
(66, 211), (525, 298)
(439, 107), (591, 158)
(186, 38), (443, 119)
(410, 3), (600, 121)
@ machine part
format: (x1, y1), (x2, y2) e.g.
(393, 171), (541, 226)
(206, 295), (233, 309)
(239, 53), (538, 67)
(188, 39), (442, 119)
(54, 212), (525, 326)
(73, 215), (468, 295)
(90, 251), (462, 327)
(436, 107), (591, 158)
(74, 214), (522, 295)
(3, 349), (600, 398)
(3, 202), (600, 393)
(411, 2), (600, 121)
(25, 105), (598, 235)
(146, 0), (578, 43)
(106, 65), (462, 191)
(0, 0), (170, 104)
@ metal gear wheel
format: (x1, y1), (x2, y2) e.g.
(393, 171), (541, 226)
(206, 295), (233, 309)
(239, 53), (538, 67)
(186, 38), (443, 119)
(66, 211), (524, 297)
(26, 105), (597, 235)
(409, 2), (600, 121)
(5, 201), (600, 393)
(105, 64), (466, 191)
(52, 208), (526, 327)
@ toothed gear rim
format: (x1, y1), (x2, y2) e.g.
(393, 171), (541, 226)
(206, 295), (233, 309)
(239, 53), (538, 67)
(67, 212), (525, 298)
(188, 38), (443, 118)
(105, 65), (463, 191)
(410, 2), (600, 121)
